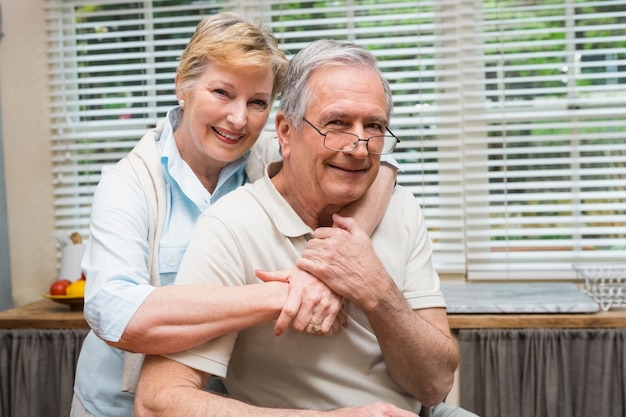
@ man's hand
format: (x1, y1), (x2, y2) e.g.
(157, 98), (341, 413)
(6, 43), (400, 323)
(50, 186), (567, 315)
(328, 403), (420, 417)
(256, 268), (346, 336)
(297, 213), (391, 310)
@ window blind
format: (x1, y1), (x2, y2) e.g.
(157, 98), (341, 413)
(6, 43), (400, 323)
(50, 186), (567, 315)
(45, 0), (625, 280)
(459, 0), (626, 279)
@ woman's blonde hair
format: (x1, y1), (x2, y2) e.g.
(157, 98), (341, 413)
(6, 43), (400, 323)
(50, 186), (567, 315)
(176, 12), (288, 101)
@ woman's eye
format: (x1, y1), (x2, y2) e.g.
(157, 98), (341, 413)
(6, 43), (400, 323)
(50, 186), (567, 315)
(250, 99), (268, 110)
(214, 89), (229, 97)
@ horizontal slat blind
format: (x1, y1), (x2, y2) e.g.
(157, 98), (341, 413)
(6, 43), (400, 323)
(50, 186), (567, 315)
(462, 0), (626, 279)
(45, 0), (625, 279)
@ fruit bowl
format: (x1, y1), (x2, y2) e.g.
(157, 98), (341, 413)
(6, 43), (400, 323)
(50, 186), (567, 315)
(43, 293), (84, 311)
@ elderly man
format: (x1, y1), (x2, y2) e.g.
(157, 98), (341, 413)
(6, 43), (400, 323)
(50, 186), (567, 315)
(135, 39), (461, 417)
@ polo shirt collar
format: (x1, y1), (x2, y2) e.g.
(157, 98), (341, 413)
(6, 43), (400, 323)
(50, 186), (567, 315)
(255, 165), (313, 239)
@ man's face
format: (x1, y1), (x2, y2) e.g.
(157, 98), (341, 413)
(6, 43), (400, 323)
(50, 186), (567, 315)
(279, 64), (387, 208)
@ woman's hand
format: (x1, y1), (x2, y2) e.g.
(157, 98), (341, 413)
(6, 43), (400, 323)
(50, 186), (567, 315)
(256, 268), (346, 336)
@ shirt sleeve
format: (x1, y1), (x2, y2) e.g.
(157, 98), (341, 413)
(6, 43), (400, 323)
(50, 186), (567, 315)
(82, 166), (157, 342)
(380, 153), (401, 171)
(245, 132), (282, 182)
(374, 186), (445, 310)
(401, 189), (446, 309)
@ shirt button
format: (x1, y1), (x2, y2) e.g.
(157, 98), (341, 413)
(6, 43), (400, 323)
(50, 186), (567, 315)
(168, 258), (176, 266)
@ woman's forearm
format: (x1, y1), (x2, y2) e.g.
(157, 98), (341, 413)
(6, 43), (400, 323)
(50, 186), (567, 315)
(109, 282), (287, 354)
(338, 163), (397, 235)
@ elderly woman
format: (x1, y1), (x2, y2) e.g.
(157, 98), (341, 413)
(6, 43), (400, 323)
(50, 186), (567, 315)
(70, 12), (396, 417)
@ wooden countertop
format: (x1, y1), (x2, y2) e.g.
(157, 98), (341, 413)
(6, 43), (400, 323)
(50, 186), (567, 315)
(448, 310), (626, 329)
(1, 299), (625, 330)
(0, 299), (89, 329)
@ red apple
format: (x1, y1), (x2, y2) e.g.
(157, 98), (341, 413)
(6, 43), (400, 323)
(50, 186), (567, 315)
(50, 279), (72, 296)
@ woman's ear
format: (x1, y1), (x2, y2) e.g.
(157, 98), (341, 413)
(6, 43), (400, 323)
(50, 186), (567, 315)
(174, 76), (185, 102)
(275, 112), (292, 158)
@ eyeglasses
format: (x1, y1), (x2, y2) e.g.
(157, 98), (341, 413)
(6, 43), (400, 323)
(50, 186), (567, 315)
(302, 117), (399, 155)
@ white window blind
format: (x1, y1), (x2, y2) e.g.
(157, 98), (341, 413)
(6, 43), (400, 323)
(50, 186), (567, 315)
(458, 0), (626, 279)
(45, 0), (625, 280)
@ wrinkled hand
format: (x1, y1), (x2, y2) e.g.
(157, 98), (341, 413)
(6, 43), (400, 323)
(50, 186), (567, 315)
(297, 214), (389, 307)
(255, 268), (346, 337)
(327, 402), (420, 417)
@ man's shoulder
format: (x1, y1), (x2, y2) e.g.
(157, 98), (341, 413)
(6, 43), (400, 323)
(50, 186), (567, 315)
(376, 185), (424, 236)
(388, 185), (421, 211)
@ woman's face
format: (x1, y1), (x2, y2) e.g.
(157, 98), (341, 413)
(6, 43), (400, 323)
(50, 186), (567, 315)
(176, 62), (275, 173)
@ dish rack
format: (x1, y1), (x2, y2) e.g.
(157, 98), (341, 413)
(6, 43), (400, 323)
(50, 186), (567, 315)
(573, 264), (626, 311)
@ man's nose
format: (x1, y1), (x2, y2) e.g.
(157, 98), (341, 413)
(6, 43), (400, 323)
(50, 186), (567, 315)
(349, 138), (370, 158)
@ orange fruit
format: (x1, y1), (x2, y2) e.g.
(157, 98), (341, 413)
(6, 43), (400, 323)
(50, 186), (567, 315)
(66, 279), (86, 297)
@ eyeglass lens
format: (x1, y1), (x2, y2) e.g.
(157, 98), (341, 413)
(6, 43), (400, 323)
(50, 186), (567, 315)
(324, 131), (395, 154)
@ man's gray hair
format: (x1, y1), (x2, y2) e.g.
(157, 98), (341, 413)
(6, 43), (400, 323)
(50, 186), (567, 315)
(279, 39), (393, 127)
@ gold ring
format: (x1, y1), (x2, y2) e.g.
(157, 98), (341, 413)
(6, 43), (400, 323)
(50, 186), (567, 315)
(309, 321), (322, 332)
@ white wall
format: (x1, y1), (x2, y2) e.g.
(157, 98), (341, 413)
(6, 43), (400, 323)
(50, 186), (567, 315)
(0, 56), (10, 310)
(0, 0), (56, 307)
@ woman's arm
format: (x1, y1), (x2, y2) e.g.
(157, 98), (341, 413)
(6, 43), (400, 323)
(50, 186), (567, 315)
(115, 283), (287, 354)
(84, 167), (290, 354)
(337, 162), (397, 235)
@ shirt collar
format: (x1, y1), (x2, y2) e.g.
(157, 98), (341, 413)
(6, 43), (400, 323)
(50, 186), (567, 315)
(255, 163), (313, 239)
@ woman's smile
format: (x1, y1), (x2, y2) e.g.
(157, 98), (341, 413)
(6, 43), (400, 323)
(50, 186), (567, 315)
(212, 126), (245, 143)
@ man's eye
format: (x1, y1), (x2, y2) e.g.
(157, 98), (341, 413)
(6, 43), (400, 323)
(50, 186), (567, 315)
(327, 120), (346, 128)
(366, 123), (385, 133)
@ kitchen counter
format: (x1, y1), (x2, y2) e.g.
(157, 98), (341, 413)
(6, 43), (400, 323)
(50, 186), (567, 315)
(441, 281), (600, 314)
(448, 309), (625, 328)
(1, 298), (624, 330)
(0, 298), (89, 329)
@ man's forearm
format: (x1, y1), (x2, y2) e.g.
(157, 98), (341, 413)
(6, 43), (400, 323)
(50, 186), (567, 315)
(366, 291), (459, 407)
(135, 356), (420, 417)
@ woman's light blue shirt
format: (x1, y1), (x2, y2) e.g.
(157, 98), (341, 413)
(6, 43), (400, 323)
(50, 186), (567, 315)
(73, 108), (249, 417)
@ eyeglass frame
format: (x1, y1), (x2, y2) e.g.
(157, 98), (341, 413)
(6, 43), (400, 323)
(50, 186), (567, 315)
(301, 117), (400, 155)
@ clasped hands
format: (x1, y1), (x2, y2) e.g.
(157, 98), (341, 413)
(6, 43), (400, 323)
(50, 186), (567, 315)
(256, 214), (385, 337)
(256, 265), (346, 337)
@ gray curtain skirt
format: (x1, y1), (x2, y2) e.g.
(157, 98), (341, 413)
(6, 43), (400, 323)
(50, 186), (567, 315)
(458, 328), (626, 417)
(0, 328), (89, 417)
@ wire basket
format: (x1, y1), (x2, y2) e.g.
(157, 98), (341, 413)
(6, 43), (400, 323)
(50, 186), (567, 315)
(573, 264), (626, 311)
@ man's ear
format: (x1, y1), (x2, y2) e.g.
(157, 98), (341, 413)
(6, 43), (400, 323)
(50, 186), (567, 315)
(275, 112), (293, 158)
